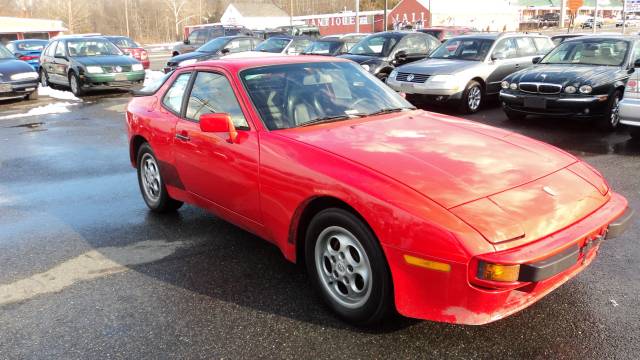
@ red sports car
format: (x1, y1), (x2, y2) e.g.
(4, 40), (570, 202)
(126, 56), (632, 325)
(105, 36), (150, 69)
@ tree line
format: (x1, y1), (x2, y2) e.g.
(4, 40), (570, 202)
(3, 0), (401, 43)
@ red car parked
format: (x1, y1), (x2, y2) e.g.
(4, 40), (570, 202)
(105, 36), (150, 69)
(126, 56), (632, 325)
(418, 26), (472, 42)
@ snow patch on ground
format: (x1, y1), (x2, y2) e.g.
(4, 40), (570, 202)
(38, 86), (80, 101)
(144, 69), (165, 86)
(0, 102), (80, 120)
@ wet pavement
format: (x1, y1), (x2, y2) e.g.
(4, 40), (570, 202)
(0, 92), (638, 359)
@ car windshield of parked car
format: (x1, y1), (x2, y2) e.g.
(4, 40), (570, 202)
(304, 40), (342, 55)
(348, 34), (400, 57)
(241, 62), (414, 130)
(67, 39), (123, 57)
(429, 38), (494, 61)
(108, 37), (139, 48)
(197, 37), (229, 53)
(0, 45), (14, 58)
(13, 41), (47, 52)
(421, 30), (443, 39)
(541, 39), (629, 66)
(255, 38), (290, 53)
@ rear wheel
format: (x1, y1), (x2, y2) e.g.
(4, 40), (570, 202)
(459, 80), (483, 114)
(136, 143), (183, 212)
(597, 90), (622, 131)
(39, 69), (49, 87)
(305, 208), (393, 325)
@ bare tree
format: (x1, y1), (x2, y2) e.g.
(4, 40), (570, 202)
(164, 0), (189, 40)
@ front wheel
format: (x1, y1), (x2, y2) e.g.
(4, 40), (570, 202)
(69, 72), (84, 96)
(25, 90), (38, 101)
(596, 90), (622, 131)
(305, 208), (393, 325)
(136, 143), (183, 212)
(459, 81), (483, 114)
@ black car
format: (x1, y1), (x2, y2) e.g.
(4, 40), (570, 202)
(500, 35), (640, 130)
(338, 31), (440, 81)
(302, 35), (366, 56)
(165, 36), (260, 73)
(172, 25), (253, 56)
(0, 44), (39, 100)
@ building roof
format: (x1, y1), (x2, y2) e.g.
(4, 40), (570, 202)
(0, 16), (67, 34)
(229, 2), (289, 18)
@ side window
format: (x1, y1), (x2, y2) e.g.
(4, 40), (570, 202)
(492, 38), (518, 59)
(54, 41), (66, 57)
(186, 72), (249, 129)
(45, 41), (57, 56)
(251, 38), (260, 49)
(633, 43), (640, 63)
(227, 38), (252, 53)
(515, 37), (538, 57)
(290, 39), (311, 53)
(187, 30), (200, 44)
(533, 37), (554, 53)
(210, 28), (224, 38)
(403, 35), (429, 54)
(162, 73), (192, 114)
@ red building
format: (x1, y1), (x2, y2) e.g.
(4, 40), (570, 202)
(388, 0), (432, 29)
(294, 11), (385, 36)
(0, 17), (67, 43)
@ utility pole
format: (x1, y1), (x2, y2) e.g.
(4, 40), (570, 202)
(290, 0), (293, 27)
(593, 0), (598, 34)
(383, 0), (388, 31)
(622, 0), (627, 34)
(355, 0), (360, 33)
(124, 0), (130, 37)
(560, 0), (566, 29)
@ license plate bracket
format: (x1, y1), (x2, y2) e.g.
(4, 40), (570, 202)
(0, 83), (12, 93)
(114, 74), (127, 81)
(401, 83), (416, 93)
(524, 96), (546, 109)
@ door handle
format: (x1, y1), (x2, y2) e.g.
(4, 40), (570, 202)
(175, 132), (190, 141)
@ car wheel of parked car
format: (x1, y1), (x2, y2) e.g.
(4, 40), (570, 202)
(597, 90), (622, 131)
(504, 108), (526, 121)
(305, 208), (393, 325)
(69, 72), (84, 96)
(39, 69), (49, 87)
(628, 126), (640, 140)
(136, 143), (183, 213)
(460, 81), (482, 114)
(25, 90), (38, 101)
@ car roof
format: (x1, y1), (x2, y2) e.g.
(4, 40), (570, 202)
(188, 55), (351, 72)
(563, 34), (639, 41)
(10, 39), (49, 43)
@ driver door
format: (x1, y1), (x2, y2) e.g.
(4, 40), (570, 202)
(172, 69), (261, 223)
(486, 38), (520, 94)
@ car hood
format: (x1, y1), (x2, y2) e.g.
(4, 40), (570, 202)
(280, 110), (579, 209)
(339, 54), (385, 65)
(507, 64), (624, 87)
(279, 111), (609, 248)
(74, 55), (139, 66)
(0, 59), (37, 80)
(397, 58), (479, 75)
(169, 51), (217, 64)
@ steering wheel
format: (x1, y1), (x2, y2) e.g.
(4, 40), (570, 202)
(350, 97), (379, 113)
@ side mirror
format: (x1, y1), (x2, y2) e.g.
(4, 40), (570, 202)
(532, 56), (542, 64)
(492, 52), (506, 61)
(221, 48), (230, 54)
(395, 50), (408, 60)
(183, 39), (190, 45)
(199, 113), (237, 143)
(54, 54), (67, 60)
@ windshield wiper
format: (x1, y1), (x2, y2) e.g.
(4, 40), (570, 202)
(298, 114), (357, 127)
(367, 107), (415, 116)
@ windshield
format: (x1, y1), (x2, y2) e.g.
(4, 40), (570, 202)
(348, 35), (400, 57)
(429, 38), (494, 61)
(67, 39), (123, 57)
(541, 39), (629, 66)
(13, 41), (48, 52)
(422, 30), (443, 39)
(241, 62), (414, 130)
(255, 38), (290, 53)
(108, 37), (139, 48)
(197, 37), (229, 52)
(303, 40), (342, 55)
(0, 45), (14, 59)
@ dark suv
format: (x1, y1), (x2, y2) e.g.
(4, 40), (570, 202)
(172, 25), (253, 56)
(338, 31), (440, 81)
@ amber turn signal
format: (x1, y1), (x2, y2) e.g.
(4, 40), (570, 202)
(404, 255), (451, 272)
(477, 262), (520, 282)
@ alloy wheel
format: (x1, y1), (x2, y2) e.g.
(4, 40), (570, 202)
(468, 86), (482, 111)
(70, 76), (79, 94)
(314, 226), (372, 309)
(140, 153), (162, 203)
(610, 95), (621, 127)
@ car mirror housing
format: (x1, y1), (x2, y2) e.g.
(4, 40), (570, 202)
(492, 52), (506, 61)
(532, 56), (542, 64)
(200, 113), (237, 143)
(221, 48), (230, 54)
(395, 50), (407, 60)
(183, 39), (190, 45)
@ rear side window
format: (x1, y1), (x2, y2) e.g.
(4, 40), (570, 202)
(162, 73), (192, 114)
(515, 37), (538, 56)
(533, 37), (554, 53)
(54, 41), (66, 57)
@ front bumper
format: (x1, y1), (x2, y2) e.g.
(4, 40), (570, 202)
(500, 91), (610, 118)
(619, 97), (640, 127)
(0, 79), (38, 99)
(387, 77), (464, 99)
(384, 192), (631, 325)
(82, 71), (145, 87)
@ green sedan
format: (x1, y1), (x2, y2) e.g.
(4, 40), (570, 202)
(39, 36), (145, 96)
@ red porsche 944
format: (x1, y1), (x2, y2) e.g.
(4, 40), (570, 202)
(126, 56), (632, 325)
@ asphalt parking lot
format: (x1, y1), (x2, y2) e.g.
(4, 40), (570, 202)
(0, 85), (638, 358)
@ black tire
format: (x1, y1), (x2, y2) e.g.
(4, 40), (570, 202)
(25, 90), (38, 101)
(596, 90), (622, 131)
(305, 208), (393, 325)
(69, 71), (84, 96)
(459, 80), (483, 114)
(136, 143), (183, 213)
(629, 126), (640, 140)
(504, 108), (526, 121)
(39, 69), (49, 87)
